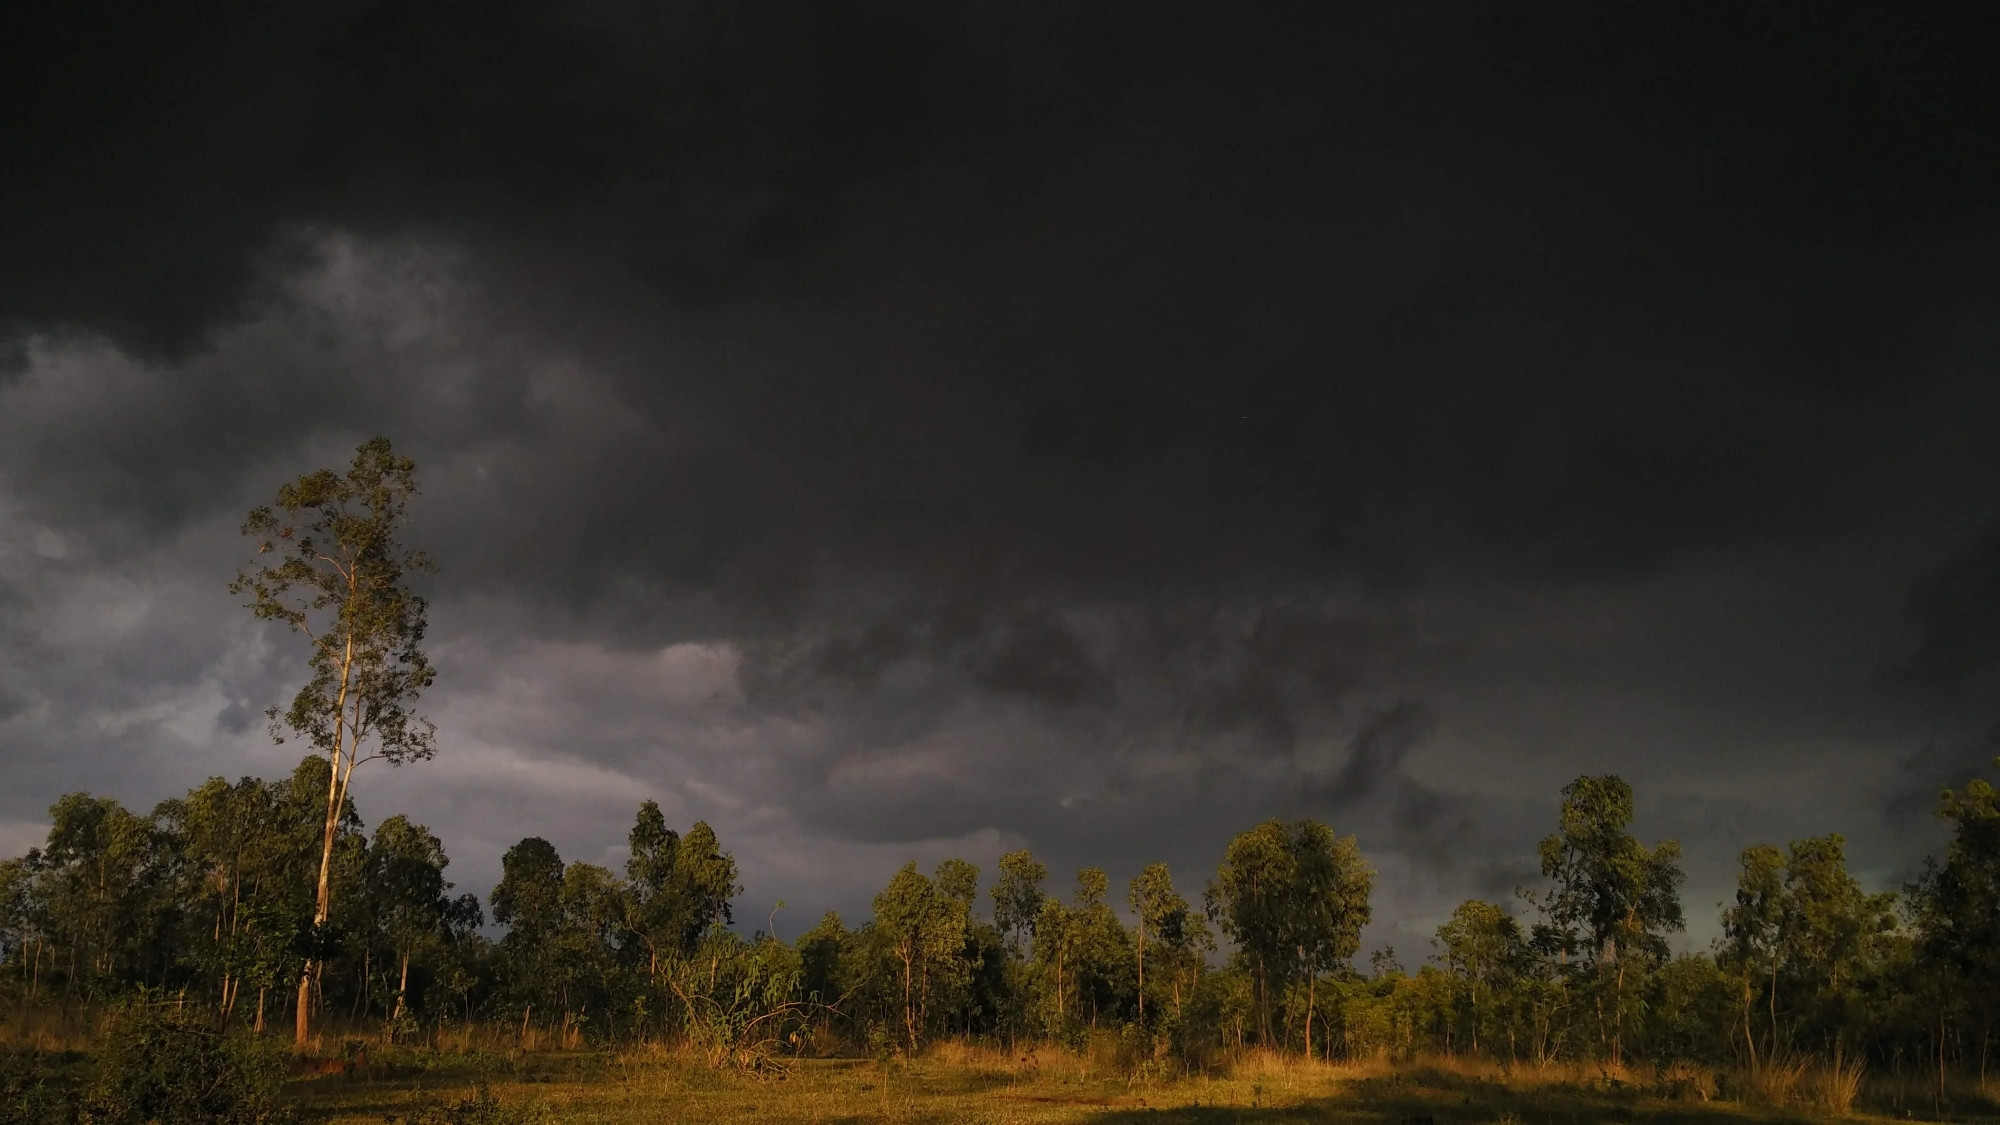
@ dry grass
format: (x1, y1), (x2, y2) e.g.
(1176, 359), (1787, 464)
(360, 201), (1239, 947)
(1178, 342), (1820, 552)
(1, 1021), (1957, 1124)
(1656, 1057), (1719, 1102)
(1735, 1049), (1811, 1106)
(1805, 1053), (1866, 1116)
(285, 1044), (1877, 1125)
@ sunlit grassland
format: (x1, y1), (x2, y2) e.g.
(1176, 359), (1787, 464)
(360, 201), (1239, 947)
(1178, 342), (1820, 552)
(285, 1043), (2000, 1125)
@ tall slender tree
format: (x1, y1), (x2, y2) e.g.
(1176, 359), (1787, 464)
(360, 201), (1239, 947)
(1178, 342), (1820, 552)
(992, 850), (1048, 955)
(1537, 775), (1684, 1066)
(1720, 844), (1785, 1062)
(232, 437), (437, 1045)
(1289, 823), (1373, 1058)
(1208, 821), (1294, 1044)
(874, 862), (971, 1054)
(1912, 762), (2000, 1086)
(1128, 864), (1183, 1024)
(365, 815), (456, 1035)
(1436, 900), (1525, 1055)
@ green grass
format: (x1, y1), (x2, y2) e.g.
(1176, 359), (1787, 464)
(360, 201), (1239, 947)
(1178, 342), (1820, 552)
(284, 1047), (1973, 1125)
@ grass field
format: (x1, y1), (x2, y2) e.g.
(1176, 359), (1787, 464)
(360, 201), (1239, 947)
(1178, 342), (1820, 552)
(283, 1045), (1997, 1125)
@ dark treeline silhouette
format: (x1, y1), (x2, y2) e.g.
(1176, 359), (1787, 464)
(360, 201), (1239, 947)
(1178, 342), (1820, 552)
(3, 761), (1999, 1089)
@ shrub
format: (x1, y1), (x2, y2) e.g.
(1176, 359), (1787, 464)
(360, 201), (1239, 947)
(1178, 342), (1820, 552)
(79, 1001), (290, 1125)
(0, 1048), (73, 1125)
(1653, 1057), (1716, 1102)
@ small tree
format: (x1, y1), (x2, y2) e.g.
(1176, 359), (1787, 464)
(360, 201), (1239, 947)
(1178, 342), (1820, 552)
(1436, 900), (1525, 1055)
(1720, 843), (1785, 1062)
(232, 437), (436, 1045)
(1128, 863), (1179, 1025)
(1911, 763), (2000, 1086)
(625, 804), (739, 977)
(872, 862), (970, 1054)
(1068, 868), (1134, 1029)
(1207, 821), (1294, 1044)
(365, 815), (456, 1037)
(1537, 775), (1684, 1066)
(1207, 819), (1372, 1051)
(991, 850), (1048, 955)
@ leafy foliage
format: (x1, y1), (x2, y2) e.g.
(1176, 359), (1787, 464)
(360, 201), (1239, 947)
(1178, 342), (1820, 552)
(81, 999), (291, 1125)
(13, 757), (2000, 1096)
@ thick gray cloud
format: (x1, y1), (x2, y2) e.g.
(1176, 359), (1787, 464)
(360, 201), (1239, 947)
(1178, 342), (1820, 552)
(5, 3), (2000, 951)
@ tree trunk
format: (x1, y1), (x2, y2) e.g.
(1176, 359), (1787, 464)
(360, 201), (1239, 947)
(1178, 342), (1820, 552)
(902, 950), (917, 1055)
(1056, 948), (1066, 1024)
(391, 951), (410, 1039)
(353, 945), (371, 1021)
(1135, 906), (1145, 1024)
(1741, 968), (1757, 1065)
(1768, 956), (1779, 1057)
(1939, 1012), (1947, 1111)
(1255, 959), (1269, 1046)
(1304, 973), (1316, 1062)
(295, 972), (313, 1046)
(1614, 958), (1626, 1068)
(300, 636), (357, 1047)
(1470, 981), (1479, 1055)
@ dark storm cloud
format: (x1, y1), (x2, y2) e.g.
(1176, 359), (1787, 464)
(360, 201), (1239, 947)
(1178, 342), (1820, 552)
(1314, 704), (1434, 806)
(1904, 524), (2000, 694)
(10, 3), (1999, 594)
(6, 2), (2000, 934)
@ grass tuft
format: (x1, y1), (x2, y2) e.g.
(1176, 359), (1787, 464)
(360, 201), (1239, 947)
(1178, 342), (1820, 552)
(1735, 1049), (1810, 1106)
(1806, 1053), (1866, 1116)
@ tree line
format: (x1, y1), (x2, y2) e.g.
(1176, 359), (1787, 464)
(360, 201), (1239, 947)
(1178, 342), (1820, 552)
(8, 439), (1995, 1085)
(3, 762), (2000, 1082)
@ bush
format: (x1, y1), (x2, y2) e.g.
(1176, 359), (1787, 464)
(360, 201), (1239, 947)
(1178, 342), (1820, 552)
(79, 1001), (290, 1125)
(0, 1048), (74, 1125)
(1652, 1057), (1716, 1102)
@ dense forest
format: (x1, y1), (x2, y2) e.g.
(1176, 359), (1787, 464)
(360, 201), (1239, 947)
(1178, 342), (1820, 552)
(4, 758), (1998, 1089)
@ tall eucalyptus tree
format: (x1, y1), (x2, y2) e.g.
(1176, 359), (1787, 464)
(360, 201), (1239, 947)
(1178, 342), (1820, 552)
(232, 437), (438, 1044)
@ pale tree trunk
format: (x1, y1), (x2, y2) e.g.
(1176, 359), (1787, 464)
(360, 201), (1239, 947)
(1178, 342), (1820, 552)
(1256, 959), (1270, 1046)
(1304, 973), (1316, 1061)
(391, 950), (410, 1033)
(1056, 948), (1065, 1023)
(299, 634), (357, 1047)
(353, 945), (371, 1021)
(1768, 956), (1779, 1057)
(902, 950), (917, 1055)
(1470, 980), (1479, 1055)
(1614, 956), (1626, 1068)
(1135, 905), (1145, 1024)
(1939, 1012), (1947, 1111)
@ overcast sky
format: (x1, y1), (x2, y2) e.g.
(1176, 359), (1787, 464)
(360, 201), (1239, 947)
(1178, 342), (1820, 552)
(4, 3), (2000, 956)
